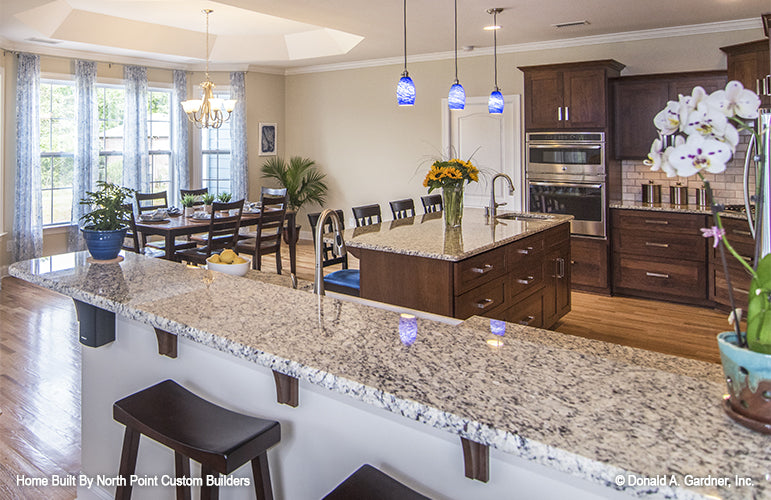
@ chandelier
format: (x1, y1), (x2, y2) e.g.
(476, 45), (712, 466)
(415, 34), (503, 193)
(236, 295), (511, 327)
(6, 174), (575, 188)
(181, 9), (236, 129)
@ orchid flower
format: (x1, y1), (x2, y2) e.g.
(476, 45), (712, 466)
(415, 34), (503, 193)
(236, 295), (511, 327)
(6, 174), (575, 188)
(668, 134), (732, 177)
(677, 86), (708, 125)
(653, 101), (681, 135)
(701, 225), (726, 248)
(707, 80), (762, 120)
(644, 135), (682, 177)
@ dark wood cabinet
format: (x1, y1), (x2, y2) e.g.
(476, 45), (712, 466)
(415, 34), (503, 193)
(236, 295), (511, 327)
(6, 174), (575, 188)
(542, 240), (571, 327)
(611, 209), (709, 305)
(519, 60), (624, 130)
(709, 216), (755, 311)
(570, 236), (609, 293)
(720, 39), (770, 108)
(611, 71), (727, 159)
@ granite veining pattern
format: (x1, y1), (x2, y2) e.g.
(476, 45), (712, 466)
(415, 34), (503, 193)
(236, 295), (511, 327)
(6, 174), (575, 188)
(342, 208), (573, 261)
(9, 252), (771, 500)
(610, 201), (751, 220)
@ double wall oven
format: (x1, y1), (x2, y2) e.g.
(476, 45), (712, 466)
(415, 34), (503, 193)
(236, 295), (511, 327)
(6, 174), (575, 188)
(526, 132), (606, 238)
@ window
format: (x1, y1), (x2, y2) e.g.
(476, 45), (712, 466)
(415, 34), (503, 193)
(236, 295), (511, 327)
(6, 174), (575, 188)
(40, 79), (173, 225)
(200, 91), (232, 196)
(40, 80), (75, 225)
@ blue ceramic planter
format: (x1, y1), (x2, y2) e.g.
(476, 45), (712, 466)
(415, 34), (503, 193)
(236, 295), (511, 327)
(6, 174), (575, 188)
(81, 227), (127, 261)
(717, 332), (771, 433)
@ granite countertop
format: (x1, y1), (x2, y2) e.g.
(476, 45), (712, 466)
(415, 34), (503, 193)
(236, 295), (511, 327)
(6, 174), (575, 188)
(9, 252), (770, 499)
(610, 201), (750, 220)
(342, 208), (572, 261)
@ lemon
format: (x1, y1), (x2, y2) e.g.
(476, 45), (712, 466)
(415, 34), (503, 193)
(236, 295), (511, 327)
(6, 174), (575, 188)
(233, 256), (247, 264)
(220, 249), (236, 264)
(207, 254), (221, 263)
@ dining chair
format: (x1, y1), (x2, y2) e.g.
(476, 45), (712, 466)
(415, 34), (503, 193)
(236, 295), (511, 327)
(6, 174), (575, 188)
(120, 204), (164, 258)
(235, 191), (288, 273)
(174, 200), (245, 265)
(135, 191), (169, 213)
(352, 204), (382, 227)
(180, 187), (208, 206)
(389, 198), (415, 220)
(307, 210), (359, 296)
(421, 194), (443, 214)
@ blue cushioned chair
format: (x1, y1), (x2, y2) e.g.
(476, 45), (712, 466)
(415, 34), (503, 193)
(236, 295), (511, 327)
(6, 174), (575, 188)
(308, 210), (360, 297)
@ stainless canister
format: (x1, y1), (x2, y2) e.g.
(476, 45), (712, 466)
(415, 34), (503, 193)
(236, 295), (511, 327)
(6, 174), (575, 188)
(642, 181), (662, 205)
(695, 185), (709, 207)
(670, 182), (688, 206)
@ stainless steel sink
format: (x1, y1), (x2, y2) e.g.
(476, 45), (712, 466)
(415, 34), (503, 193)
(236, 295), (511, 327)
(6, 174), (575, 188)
(495, 212), (555, 221)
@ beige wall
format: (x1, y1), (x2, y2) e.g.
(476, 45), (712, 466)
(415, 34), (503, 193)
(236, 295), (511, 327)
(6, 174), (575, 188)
(285, 29), (761, 227)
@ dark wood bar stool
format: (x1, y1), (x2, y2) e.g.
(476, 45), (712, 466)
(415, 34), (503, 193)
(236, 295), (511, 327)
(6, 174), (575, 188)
(323, 464), (429, 500)
(352, 204), (382, 227)
(389, 198), (415, 220)
(113, 380), (280, 500)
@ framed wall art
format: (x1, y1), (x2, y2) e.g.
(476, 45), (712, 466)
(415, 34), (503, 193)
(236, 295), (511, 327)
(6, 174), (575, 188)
(259, 123), (277, 156)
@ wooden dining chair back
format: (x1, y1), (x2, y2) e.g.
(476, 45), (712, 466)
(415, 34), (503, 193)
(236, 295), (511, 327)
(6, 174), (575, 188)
(352, 204), (382, 227)
(308, 210), (348, 269)
(421, 194), (443, 214)
(180, 188), (208, 206)
(389, 198), (415, 220)
(121, 204), (164, 258)
(174, 200), (244, 265)
(135, 191), (169, 213)
(236, 191), (288, 273)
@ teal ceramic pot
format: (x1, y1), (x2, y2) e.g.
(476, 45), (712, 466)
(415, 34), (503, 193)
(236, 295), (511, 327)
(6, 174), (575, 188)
(717, 332), (771, 433)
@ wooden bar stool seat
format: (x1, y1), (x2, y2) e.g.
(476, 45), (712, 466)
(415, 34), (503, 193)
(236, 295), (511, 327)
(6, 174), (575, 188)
(323, 464), (429, 500)
(113, 379), (280, 500)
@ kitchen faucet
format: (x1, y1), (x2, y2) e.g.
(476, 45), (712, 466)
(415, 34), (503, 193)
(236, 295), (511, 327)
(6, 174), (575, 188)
(489, 173), (516, 219)
(313, 209), (346, 296)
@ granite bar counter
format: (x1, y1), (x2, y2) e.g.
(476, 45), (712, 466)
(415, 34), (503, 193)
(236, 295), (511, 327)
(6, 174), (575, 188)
(9, 252), (771, 499)
(610, 201), (751, 220)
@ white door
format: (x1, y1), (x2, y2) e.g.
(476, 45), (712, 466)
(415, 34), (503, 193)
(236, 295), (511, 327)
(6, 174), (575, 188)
(441, 95), (522, 210)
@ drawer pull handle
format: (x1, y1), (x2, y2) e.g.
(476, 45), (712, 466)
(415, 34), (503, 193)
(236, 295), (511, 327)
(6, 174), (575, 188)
(516, 246), (534, 255)
(475, 298), (495, 310)
(518, 315), (535, 326)
(645, 242), (670, 248)
(644, 219), (669, 225)
(471, 264), (494, 274)
(732, 229), (752, 237)
(517, 276), (535, 285)
(734, 287), (749, 294)
(646, 272), (670, 279)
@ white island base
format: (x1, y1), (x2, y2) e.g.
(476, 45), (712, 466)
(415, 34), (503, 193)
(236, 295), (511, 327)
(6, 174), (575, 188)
(79, 315), (625, 500)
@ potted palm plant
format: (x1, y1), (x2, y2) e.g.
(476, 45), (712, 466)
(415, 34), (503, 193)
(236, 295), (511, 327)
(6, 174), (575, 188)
(202, 193), (215, 214)
(181, 194), (197, 217)
(79, 181), (135, 261)
(645, 80), (771, 432)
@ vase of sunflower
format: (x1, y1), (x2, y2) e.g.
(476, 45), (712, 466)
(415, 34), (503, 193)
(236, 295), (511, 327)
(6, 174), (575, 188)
(423, 158), (479, 227)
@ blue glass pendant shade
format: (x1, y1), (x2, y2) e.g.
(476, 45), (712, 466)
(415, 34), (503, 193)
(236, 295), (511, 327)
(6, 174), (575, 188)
(448, 82), (466, 110)
(397, 74), (415, 106)
(488, 90), (504, 114)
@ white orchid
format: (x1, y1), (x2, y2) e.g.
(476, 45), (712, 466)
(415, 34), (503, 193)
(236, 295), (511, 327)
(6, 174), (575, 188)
(653, 100), (681, 135)
(668, 134), (733, 177)
(682, 102), (739, 151)
(677, 86), (708, 124)
(707, 80), (762, 120)
(644, 135), (682, 177)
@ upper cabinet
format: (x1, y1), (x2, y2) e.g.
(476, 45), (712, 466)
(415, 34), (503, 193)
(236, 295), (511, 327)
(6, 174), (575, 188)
(519, 60), (625, 130)
(720, 39), (771, 108)
(611, 71), (727, 160)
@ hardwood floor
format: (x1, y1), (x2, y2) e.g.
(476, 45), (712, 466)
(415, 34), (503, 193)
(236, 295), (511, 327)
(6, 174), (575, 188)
(0, 239), (733, 498)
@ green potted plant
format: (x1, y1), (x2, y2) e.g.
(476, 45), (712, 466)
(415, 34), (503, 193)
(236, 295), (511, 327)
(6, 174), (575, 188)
(202, 193), (215, 214)
(645, 80), (771, 432)
(216, 192), (232, 216)
(79, 181), (136, 261)
(181, 194), (197, 217)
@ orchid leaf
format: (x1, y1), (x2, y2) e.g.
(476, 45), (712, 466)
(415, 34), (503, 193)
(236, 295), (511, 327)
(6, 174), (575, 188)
(746, 254), (771, 354)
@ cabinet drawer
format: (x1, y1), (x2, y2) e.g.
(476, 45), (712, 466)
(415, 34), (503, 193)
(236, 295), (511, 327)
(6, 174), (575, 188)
(713, 268), (751, 309)
(613, 254), (706, 299)
(502, 290), (543, 329)
(508, 260), (544, 298)
(454, 277), (506, 319)
(455, 246), (506, 295)
(714, 217), (755, 261)
(611, 209), (706, 234)
(614, 228), (704, 261)
(506, 233), (544, 269)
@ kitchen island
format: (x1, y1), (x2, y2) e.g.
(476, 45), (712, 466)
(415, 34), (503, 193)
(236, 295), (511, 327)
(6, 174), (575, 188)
(9, 251), (770, 500)
(345, 209), (572, 328)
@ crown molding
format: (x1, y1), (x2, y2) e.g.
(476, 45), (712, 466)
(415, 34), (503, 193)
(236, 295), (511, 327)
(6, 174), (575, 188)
(285, 17), (763, 75)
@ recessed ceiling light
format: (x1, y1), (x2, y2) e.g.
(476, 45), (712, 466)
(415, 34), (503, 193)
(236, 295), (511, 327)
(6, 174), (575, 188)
(552, 20), (590, 29)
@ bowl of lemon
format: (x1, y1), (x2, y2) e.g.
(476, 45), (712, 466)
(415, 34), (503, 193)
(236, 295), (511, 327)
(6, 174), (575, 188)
(206, 249), (250, 276)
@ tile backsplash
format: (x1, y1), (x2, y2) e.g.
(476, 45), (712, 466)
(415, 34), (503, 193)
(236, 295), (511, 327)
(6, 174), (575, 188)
(620, 132), (755, 207)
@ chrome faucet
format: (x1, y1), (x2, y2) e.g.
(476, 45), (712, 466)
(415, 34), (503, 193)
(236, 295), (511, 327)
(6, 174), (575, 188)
(489, 173), (516, 219)
(314, 209), (346, 296)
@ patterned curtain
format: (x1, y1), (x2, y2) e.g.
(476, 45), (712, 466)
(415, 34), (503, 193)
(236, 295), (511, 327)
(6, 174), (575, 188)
(122, 65), (148, 192)
(170, 69), (189, 207)
(68, 60), (98, 251)
(229, 71), (248, 201)
(12, 53), (42, 262)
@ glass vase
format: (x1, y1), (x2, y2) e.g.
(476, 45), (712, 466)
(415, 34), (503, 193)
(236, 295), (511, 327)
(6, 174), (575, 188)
(442, 183), (464, 227)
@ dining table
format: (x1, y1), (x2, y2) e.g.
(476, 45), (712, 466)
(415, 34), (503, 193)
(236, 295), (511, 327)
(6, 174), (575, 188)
(134, 210), (298, 275)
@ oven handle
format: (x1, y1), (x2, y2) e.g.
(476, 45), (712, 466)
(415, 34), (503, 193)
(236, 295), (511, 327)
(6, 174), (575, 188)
(528, 144), (602, 149)
(529, 181), (604, 189)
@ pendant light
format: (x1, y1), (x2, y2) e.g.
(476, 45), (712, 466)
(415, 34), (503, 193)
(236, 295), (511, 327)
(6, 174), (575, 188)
(448, 0), (465, 110)
(486, 8), (504, 114)
(397, 0), (415, 106)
